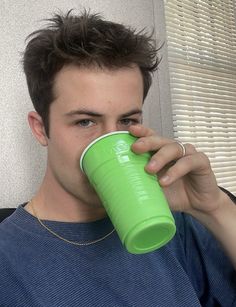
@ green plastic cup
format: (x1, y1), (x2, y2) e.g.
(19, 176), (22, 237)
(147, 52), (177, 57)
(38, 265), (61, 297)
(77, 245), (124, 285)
(80, 131), (176, 254)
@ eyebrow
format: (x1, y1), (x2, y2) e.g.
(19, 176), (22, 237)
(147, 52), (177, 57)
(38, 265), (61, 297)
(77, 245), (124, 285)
(64, 108), (143, 118)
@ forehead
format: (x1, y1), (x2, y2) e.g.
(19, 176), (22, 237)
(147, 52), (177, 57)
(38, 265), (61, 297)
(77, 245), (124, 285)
(54, 64), (143, 90)
(52, 65), (144, 112)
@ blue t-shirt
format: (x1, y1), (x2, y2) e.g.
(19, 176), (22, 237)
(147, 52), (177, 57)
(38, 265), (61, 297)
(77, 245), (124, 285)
(0, 204), (235, 307)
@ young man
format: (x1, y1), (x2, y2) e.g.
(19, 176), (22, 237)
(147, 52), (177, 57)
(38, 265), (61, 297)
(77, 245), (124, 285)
(0, 10), (235, 306)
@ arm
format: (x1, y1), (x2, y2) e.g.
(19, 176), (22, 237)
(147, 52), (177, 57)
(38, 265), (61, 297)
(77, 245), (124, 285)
(190, 189), (236, 269)
(129, 124), (236, 270)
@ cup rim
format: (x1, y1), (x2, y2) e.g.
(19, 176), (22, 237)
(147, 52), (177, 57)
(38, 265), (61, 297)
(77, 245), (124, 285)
(80, 131), (130, 172)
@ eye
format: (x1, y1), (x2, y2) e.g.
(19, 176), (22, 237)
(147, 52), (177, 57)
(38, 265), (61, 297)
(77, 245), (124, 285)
(75, 119), (95, 127)
(120, 118), (141, 126)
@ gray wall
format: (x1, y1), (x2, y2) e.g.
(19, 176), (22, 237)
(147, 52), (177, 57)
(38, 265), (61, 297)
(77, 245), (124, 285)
(0, 0), (172, 207)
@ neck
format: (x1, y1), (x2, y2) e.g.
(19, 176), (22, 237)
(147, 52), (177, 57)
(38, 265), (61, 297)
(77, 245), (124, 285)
(25, 169), (107, 223)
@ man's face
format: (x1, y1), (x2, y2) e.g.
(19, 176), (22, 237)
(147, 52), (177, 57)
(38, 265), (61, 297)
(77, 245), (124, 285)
(47, 64), (144, 209)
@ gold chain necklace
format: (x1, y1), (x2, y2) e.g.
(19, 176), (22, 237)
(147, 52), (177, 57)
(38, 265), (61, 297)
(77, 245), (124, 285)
(29, 200), (115, 246)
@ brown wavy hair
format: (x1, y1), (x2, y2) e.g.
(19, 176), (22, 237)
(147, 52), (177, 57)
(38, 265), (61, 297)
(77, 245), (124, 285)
(23, 10), (159, 136)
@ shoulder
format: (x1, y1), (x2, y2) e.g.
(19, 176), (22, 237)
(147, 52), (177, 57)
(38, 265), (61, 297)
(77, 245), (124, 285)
(0, 214), (18, 252)
(0, 205), (26, 256)
(173, 211), (225, 254)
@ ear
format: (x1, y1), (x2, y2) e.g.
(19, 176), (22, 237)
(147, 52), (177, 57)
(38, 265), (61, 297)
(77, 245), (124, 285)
(28, 111), (48, 146)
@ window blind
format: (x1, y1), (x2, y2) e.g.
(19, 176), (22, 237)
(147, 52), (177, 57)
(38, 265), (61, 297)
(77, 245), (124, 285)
(164, 0), (236, 194)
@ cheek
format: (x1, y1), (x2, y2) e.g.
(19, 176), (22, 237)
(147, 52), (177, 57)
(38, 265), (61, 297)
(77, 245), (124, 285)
(48, 137), (82, 171)
(48, 125), (98, 171)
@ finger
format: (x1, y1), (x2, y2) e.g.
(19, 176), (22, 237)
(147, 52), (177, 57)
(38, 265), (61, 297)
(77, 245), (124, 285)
(131, 135), (173, 154)
(129, 124), (155, 138)
(130, 125), (174, 154)
(158, 151), (211, 186)
(176, 142), (197, 157)
(145, 142), (197, 174)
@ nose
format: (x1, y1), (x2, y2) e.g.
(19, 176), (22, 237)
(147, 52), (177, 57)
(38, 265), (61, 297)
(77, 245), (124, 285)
(102, 123), (119, 135)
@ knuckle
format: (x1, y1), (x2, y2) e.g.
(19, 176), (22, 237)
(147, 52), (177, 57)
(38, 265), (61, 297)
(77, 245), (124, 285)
(146, 127), (156, 137)
(185, 143), (197, 154)
(167, 164), (182, 179)
(154, 152), (166, 164)
(197, 151), (211, 166)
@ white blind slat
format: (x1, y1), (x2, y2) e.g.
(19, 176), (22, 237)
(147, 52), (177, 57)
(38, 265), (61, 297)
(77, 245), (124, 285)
(164, 0), (236, 194)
